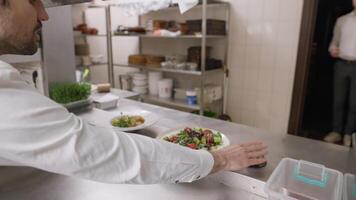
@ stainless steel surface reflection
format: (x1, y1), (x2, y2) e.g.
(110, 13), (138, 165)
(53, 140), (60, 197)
(0, 168), (267, 200)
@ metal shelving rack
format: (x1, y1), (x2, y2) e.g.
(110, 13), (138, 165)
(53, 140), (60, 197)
(80, 0), (230, 115)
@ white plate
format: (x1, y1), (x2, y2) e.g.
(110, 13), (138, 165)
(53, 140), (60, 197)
(160, 128), (230, 151)
(110, 110), (159, 132)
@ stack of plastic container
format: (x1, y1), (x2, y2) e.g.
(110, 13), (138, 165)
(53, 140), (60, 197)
(344, 174), (356, 200)
(132, 73), (148, 94)
(265, 158), (343, 200)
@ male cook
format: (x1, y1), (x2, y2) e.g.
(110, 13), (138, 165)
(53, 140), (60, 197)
(325, 0), (356, 147)
(0, 0), (267, 184)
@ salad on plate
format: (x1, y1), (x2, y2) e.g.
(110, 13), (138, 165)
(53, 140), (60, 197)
(111, 115), (145, 128)
(162, 127), (229, 151)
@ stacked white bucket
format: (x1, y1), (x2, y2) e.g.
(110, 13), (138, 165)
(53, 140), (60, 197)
(148, 72), (162, 96)
(148, 72), (173, 99)
(132, 73), (148, 94)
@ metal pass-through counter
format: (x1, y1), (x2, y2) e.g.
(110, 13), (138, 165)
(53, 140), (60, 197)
(0, 98), (355, 200)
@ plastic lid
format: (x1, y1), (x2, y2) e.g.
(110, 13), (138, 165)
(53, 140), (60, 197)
(186, 90), (197, 96)
(344, 174), (356, 200)
(133, 73), (147, 78)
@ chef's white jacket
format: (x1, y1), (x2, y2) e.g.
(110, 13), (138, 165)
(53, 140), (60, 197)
(0, 60), (214, 184)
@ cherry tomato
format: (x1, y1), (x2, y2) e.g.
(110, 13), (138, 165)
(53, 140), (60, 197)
(186, 143), (197, 150)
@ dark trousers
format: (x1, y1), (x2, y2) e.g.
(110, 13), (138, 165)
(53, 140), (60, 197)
(333, 60), (356, 135)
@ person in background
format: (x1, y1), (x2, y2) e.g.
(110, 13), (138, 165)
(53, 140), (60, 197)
(0, 0), (268, 184)
(324, 0), (356, 147)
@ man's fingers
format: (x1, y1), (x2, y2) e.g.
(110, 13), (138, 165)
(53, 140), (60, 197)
(248, 158), (267, 166)
(247, 149), (268, 158)
(241, 143), (267, 153)
(240, 141), (263, 147)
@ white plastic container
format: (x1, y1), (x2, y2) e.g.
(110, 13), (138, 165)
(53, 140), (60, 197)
(132, 78), (148, 87)
(132, 72), (147, 80)
(343, 174), (356, 200)
(158, 79), (173, 99)
(132, 86), (148, 94)
(148, 72), (163, 95)
(195, 84), (222, 104)
(93, 94), (119, 110)
(265, 158), (343, 200)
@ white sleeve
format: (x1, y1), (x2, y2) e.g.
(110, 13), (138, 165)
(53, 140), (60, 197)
(0, 84), (214, 184)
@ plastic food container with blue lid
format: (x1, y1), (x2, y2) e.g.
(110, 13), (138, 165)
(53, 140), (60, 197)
(265, 158), (343, 200)
(186, 90), (197, 105)
(344, 174), (356, 200)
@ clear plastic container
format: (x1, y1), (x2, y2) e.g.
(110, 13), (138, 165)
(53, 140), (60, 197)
(344, 174), (356, 200)
(265, 158), (343, 200)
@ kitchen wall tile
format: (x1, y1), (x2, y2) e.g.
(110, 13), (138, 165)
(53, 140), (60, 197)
(246, 21), (263, 46)
(263, 0), (281, 21)
(279, 0), (298, 21)
(275, 46), (293, 70)
(245, 46), (262, 70)
(233, 24), (247, 46)
(229, 67), (245, 89)
(270, 93), (288, 118)
(234, 47), (247, 68)
(241, 91), (258, 111)
(269, 117), (288, 134)
(255, 116), (271, 130)
(227, 87), (244, 121)
(256, 92), (272, 115)
(258, 68), (274, 93)
(243, 68), (259, 91)
(272, 69), (290, 93)
(265, 25), (281, 48)
(260, 46), (277, 69)
(261, 22), (278, 47)
(241, 109), (256, 127)
(247, 0), (264, 22)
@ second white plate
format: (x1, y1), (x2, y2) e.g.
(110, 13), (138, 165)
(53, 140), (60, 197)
(110, 110), (159, 132)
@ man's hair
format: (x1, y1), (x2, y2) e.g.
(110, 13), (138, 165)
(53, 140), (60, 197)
(0, 0), (8, 6)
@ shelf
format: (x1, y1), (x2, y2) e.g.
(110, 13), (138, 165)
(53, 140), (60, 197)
(114, 64), (223, 76)
(141, 94), (200, 110)
(74, 34), (107, 38)
(76, 63), (108, 68)
(113, 34), (226, 39)
(107, 1), (229, 11)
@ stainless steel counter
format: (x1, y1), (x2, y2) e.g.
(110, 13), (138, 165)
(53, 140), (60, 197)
(0, 99), (355, 200)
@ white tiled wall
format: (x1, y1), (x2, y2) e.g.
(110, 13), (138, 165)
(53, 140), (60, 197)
(226, 0), (303, 135)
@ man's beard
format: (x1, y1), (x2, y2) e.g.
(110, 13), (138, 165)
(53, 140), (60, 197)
(0, 23), (41, 56)
(0, 37), (39, 55)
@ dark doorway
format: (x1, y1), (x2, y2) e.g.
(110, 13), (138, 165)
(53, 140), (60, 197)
(289, 0), (354, 140)
(301, 0), (354, 140)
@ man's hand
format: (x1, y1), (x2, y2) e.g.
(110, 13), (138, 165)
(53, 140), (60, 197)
(210, 142), (268, 174)
(330, 47), (340, 58)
